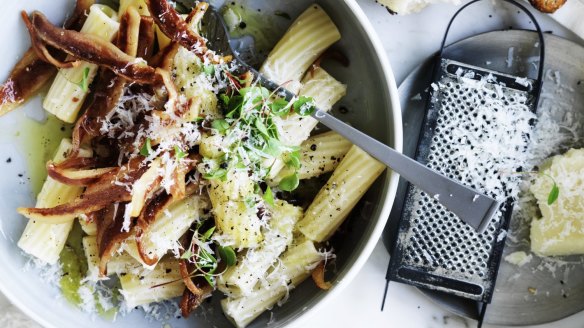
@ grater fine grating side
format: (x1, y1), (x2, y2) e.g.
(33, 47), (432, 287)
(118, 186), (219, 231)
(388, 60), (537, 302)
(384, 0), (546, 315)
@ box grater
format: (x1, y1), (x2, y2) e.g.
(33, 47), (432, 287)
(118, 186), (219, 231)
(383, 0), (545, 325)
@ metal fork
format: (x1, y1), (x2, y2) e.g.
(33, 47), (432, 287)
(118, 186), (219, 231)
(199, 7), (500, 233)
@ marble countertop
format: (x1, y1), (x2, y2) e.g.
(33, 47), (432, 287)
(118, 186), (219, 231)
(2, 0), (583, 327)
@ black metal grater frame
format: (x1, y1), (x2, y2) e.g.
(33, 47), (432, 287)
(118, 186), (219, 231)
(383, 0), (545, 326)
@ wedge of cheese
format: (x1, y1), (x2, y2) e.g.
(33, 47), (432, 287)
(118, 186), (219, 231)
(530, 148), (584, 256)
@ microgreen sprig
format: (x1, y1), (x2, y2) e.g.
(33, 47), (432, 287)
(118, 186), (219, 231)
(140, 138), (153, 156)
(181, 224), (236, 287)
(77, 67), (90, 92)
(512, 170), (560, 205)
(205, 74), (316, 193)
(543, 173), (559, 205)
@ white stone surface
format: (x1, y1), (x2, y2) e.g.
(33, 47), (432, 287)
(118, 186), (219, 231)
(1, 0), (584, 327)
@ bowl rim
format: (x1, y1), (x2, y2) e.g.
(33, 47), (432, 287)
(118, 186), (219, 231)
(0, 0), (404, 327)
(286, 0), (403, 327)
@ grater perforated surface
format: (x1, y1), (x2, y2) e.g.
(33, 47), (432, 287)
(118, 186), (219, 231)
(389, 59), (537, 302)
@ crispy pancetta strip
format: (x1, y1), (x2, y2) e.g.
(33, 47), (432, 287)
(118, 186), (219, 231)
(71, 12), (155, 156)
(0, 0), (94, 116)
(95, 202), (132, 275)
(17, 158), (148, 224)
(0, 49), (56, 116)
(47, 161), (116, 186)
(311, 261), (332, 290)
(53, 156), (101, 170)
(169, 154), (200, 199)
(145, 0), (207, 59)
(156, 68), (186, 116)
(134, 166), (200, 265)
(128, 158), (164, 217)
(22, 11), (161, 84)
(180, 284), (212, 318)
(178, 238), (213, 317)
(135, 191), (173, 265)
(137, 16), (155, 60)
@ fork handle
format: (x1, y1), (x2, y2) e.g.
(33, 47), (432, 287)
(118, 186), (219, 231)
(313, 109), (499, 233)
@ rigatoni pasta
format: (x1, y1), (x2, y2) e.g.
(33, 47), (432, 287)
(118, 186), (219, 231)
(267, 67), (347, 180)
(297, 146), (385, 241)
(42, 5), (120, 123)
(2, 1), (387, 327)
(221, 240), (323, 328)
(17, 138), (91, 264)
(118, 259), (185, 308)
(260, 5), (341, 94)
(273, 130), (352, 183)
(218, 200), (302, 297)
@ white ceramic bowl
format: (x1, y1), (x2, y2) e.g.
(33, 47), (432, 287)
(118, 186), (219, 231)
(0, 0), (402, 327)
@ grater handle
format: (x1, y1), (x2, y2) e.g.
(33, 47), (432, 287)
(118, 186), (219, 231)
(438, 0), (546, 106)
(313, 109), (500, 233)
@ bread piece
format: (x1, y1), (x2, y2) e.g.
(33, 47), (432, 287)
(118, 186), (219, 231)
(529, 0), (567, 13)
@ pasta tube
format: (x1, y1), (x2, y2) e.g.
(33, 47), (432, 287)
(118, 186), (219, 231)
(83, 236), (141, 281)
(172, 46), (219, 121)
(274, 131), (351, 183)
(124, 195), (207, 267)
(218, 200), (302, 296)
(260, 5), (340, 94)
(267, 67), (346, 180)
(221, 240), (323, 328)
(17, 139), (91, 264)
(208, 169), (263, 248)
(297, 146), (385, 242)
(119, 259), (184, 309)
(43, 5), (120, 123)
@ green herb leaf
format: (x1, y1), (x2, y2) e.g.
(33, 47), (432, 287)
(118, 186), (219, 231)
(240, 86), (270, 100)
(174, 145), (187, 159)
(279, 173), (299, 192)
(203, 168), (228, 180)
(293, 96), (316, 116)
(269, 98), (290, 116)
(212, 119), (230, 134)
(198, 248), (217, 268)
(254, 118), (270, 137)
(263, 186), (274, 206)
(140, 138), (153, 156)
(77, 67), (90, 92)
(218, 246), (237, 266)
(274, 10), (291, 20)
(263, 138), (283, 157)
(548, 183), (559, 205)
(286, 150), (301, 170)
(201, 226), (216, 242)
(203, 64), (215, 76)
(219, 93), (230, 105)
(203, 273), (215, 286)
